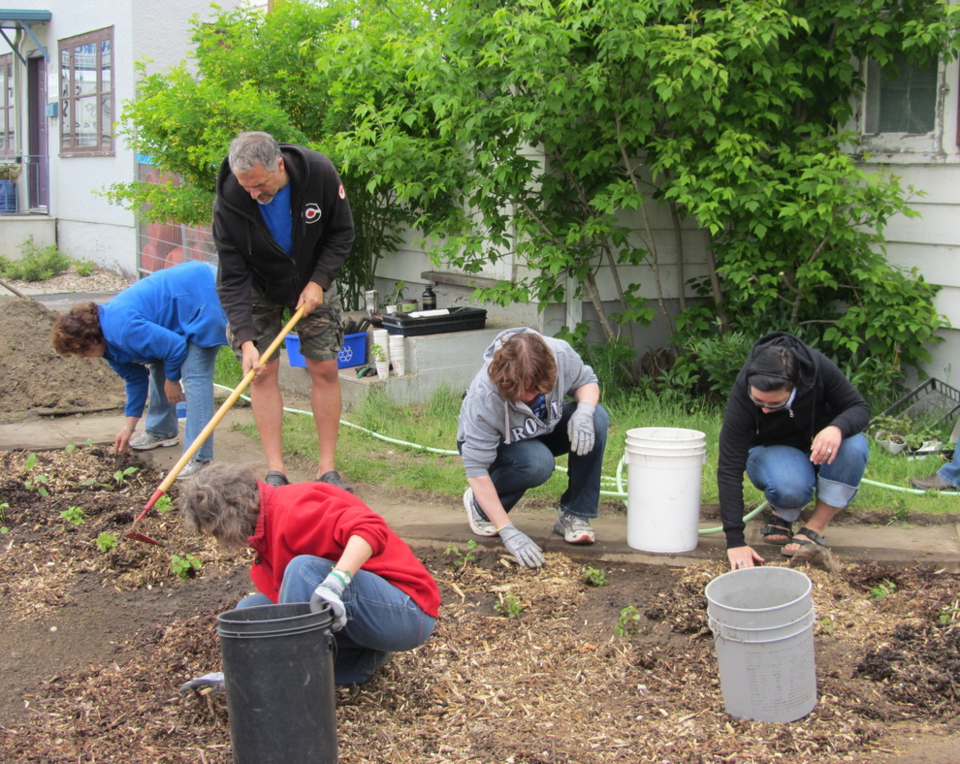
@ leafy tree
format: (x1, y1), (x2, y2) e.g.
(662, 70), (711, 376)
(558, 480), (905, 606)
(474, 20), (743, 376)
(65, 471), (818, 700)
(366, 0), (960, 380)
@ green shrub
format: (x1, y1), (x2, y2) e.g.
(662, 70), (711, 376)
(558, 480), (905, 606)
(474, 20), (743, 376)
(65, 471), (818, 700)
(0, 238), (72, 281)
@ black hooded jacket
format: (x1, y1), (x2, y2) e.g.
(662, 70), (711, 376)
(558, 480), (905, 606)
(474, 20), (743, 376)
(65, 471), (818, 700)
(717, 332), (870, 548)
(213, 143), (355, 347)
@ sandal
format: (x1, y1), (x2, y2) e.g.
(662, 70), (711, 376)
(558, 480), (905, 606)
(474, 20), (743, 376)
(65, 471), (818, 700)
(781, 527), (827, 558)
(760, 510), (793, 546)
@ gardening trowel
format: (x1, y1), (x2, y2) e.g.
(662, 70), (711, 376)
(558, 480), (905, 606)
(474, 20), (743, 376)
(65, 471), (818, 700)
(127, 305), (306, 545)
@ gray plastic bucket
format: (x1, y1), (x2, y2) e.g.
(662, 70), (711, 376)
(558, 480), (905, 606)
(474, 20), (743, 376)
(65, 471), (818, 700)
(624, 427), (706, 553)
(217, 602), (337, 764)
(705, 567), (817, 722)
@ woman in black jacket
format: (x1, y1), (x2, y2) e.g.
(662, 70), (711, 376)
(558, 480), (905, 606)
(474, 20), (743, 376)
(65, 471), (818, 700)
(718, 332), (870, 570)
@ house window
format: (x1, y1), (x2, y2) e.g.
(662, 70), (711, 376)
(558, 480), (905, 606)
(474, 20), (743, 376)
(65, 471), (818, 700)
(59, 27), (114, 157)
(864, 55), (938, 135)
(0, 54), (13, 157)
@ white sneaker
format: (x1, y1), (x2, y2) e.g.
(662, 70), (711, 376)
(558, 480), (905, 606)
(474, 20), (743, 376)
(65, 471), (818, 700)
(129, 431), (180, 451)
(176, 460), (209, 480)
(554, 511), (596, 544)
(463, 488), (498, 537)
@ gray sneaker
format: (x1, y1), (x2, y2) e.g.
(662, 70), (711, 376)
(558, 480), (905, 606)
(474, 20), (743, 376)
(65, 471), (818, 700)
(129, 431), (179, 451)
(176, 460), (209, 481)
(463, 488), (498, 537)
(553, 511), (596, 545)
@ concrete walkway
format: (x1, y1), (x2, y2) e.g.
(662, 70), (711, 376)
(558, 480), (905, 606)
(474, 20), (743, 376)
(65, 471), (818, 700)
(3, 409), (959, 572)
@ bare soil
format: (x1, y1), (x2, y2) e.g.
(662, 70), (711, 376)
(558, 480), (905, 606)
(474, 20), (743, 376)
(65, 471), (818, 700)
(1, 290), (959, 763)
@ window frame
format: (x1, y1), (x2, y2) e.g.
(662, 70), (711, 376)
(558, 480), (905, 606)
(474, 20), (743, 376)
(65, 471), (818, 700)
(58, 27), (114, 158)
(0, 53), (14, 159)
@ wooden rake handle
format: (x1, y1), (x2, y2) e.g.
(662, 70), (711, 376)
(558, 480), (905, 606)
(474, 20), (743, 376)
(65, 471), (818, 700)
(131, 305), (306, 525)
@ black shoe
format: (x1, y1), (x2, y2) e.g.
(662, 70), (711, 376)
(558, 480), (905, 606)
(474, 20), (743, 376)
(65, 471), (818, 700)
(264, 470), (289, 487)
(315, 470), (353, 493)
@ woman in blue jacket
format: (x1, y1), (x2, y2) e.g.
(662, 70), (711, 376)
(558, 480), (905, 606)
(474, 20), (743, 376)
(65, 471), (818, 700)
(51, 261), (228, 479)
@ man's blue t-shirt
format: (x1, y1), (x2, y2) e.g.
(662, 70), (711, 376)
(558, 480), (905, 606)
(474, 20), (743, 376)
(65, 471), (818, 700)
(259, 183), (293, 256)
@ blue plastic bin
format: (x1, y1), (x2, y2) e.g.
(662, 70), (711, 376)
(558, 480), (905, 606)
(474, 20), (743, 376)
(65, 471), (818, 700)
(286, 332), (366, 370)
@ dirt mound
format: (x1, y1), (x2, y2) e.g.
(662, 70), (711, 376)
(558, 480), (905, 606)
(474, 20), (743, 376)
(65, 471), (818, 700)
(0, 296), (124, 422)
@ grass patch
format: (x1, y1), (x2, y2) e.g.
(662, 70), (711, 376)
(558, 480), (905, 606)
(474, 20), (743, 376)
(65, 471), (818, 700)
(215, 357), (960, 518)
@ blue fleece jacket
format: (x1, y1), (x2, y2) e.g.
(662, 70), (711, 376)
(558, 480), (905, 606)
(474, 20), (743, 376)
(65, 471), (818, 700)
(99, 262), (228, 417)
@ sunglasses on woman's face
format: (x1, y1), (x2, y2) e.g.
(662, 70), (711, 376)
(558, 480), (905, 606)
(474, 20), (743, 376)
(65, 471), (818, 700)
(748, 387), (795, 410)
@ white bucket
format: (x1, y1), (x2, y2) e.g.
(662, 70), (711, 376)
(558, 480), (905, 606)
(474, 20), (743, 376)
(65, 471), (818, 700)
(705, 567), (818, 722)
(624, 427), (706, 553)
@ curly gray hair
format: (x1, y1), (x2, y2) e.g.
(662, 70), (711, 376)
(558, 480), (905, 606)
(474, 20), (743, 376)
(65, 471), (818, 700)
(180, 463), (261, 550)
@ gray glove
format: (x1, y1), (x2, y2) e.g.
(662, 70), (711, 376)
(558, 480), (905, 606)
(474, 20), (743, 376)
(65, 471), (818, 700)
(567, 401), (596, 456)
(310, 571), (349, 631)
(499, 522), (545, 567)
(179, 671), (225, 694)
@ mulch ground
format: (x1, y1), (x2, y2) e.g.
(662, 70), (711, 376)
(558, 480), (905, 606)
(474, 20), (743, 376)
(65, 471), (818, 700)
(0, 446), (958, 763)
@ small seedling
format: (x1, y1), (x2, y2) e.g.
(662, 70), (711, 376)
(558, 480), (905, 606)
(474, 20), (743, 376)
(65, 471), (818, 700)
(581, 566), (609, 587)
(494, 592), (524, 619)
(96, 532), (118, 552)
(444, 539), (479, 567)
(155, 494), (174, 514)
(818, 615), (836, 636)
(869, 579), (897, 599)
(888, 501), (910, 525)
(59, 506), (86, 527)
(615, 605), (642, 636)
(938, 601), (960, 626)
(113, 466), (139, 487)
(23, 453), (50, 497)
(65, 444), (77, 453)
(171, 553), (202, 580)
(0, 500), (9, 534)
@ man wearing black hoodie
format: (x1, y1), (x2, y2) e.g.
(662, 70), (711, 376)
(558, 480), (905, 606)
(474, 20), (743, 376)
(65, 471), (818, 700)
(718, 333), (870, 570)
(213, 132), (355, 490)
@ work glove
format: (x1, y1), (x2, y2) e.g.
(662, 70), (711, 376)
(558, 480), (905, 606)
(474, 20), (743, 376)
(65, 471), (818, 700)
(567, 401), (596, 456)
(499, 522), (545, 568)
(179, 671), (225, 695)
(310, 570), (350, 631)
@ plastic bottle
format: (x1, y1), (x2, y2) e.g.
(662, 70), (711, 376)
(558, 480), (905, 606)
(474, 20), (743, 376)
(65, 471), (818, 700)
(421, 284), (437, 310)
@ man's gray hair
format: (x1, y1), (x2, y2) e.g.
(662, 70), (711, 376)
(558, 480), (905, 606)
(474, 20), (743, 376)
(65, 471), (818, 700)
(228, 131), (282, 174)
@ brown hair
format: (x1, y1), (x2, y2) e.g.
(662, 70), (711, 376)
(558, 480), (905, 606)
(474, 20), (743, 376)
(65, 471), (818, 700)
(488, 331), (557, 401)
(180, 463), (262, 550)
(50, 302), (104, 356)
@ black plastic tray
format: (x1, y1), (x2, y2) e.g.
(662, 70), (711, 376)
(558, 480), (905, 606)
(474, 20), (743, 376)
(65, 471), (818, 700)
(382, 307), (487, 336)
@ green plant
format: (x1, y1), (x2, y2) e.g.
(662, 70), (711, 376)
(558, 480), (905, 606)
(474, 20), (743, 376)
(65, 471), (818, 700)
(938, 601), (960, 626)
(59, 506), (86, 527)
(113, 466), (139, 487)
(615, 606), (643, 637)
(888, 501), (910, 525)
(73, 259), (96, 277)
(370, 343), (387, 363)
(96, 532), (118, 553)
(869, 579), (897, 600)
(0, 500), (9, 534)
(0, 237), (72, 281)
(23, 452), (50, 497)
(444, 539), (479, 567)
(818, 616), (836, 637)
(494, 592), (523, 619)
(155, 494), (175, 514)
(581, 566), (609, 588)
(171, 553), (202, 580)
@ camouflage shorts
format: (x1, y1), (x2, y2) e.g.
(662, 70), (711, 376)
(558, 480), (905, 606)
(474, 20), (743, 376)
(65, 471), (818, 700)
(229, 283), (343, 363)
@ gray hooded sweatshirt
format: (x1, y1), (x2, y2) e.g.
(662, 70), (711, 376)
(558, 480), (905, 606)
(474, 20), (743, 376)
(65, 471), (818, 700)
(457, 328), (598, 478)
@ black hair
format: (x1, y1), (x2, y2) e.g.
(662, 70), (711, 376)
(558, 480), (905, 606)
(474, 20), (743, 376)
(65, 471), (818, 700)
(745, 346), (798, 392)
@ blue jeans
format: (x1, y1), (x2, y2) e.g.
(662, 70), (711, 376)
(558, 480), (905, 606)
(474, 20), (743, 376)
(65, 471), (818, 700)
(144, 342), (220, 463)
(237, 556), (436, 685)
(745, 433), (869, 522)
(463, 402), (609, 520)
(938, 448), (960, 488)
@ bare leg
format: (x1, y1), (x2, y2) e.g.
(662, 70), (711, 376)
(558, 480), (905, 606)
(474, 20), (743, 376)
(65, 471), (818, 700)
(783, 499), (841, 552)
(249, 359), (286, 474)
(305, 358), (342, 478)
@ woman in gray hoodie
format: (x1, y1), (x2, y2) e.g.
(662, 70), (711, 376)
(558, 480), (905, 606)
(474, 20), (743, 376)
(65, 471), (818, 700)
(457, 328), (609, 567)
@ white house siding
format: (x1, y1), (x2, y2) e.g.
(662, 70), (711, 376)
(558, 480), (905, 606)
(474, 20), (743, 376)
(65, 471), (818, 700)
(4, 1), (252, 278)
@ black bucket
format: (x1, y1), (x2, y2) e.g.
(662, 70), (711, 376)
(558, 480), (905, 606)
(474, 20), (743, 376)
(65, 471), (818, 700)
(217, 602), (337, 764)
